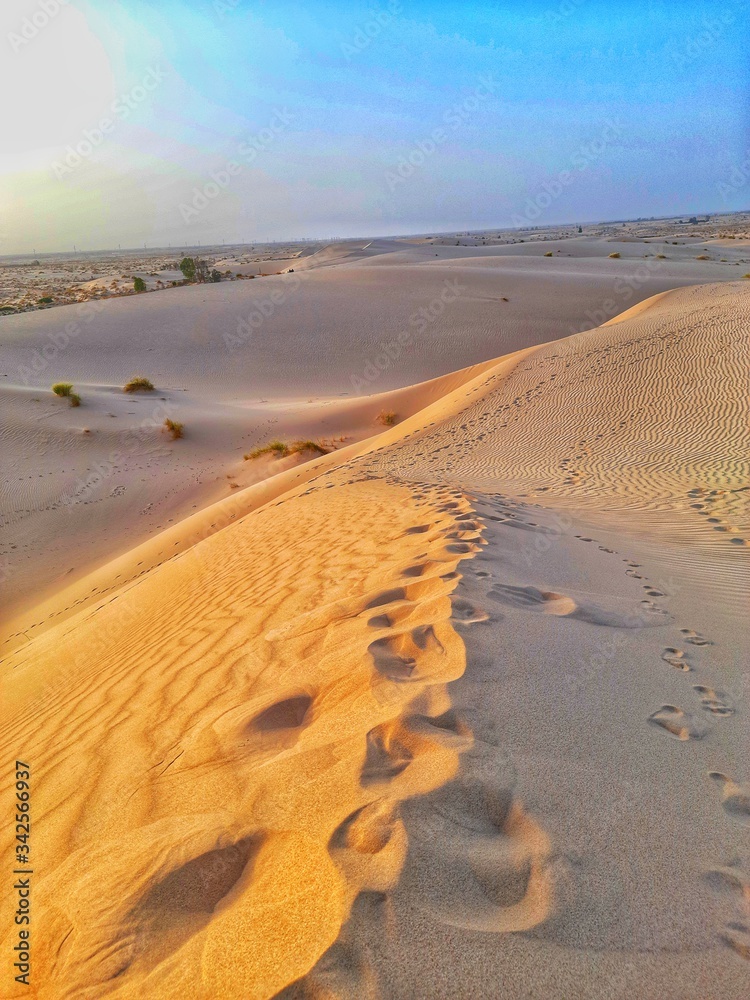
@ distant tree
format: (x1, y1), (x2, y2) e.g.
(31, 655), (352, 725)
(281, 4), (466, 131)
(133, 276), (146, 292)
(194, 258), (210, 282)
(578, 226), (582, 233)
(179, 257), (196, 281)
(210, 269), (222, 282)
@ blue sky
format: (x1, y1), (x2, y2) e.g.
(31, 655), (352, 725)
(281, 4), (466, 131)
(1, 0), (748, 251)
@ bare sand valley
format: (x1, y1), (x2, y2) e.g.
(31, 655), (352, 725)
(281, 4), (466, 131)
(0, 219), (748, 998)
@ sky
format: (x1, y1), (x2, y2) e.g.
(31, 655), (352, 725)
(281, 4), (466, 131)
(1, 0), (748, 253)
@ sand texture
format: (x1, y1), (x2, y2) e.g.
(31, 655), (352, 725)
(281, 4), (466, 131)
(0, 260), (748, 997)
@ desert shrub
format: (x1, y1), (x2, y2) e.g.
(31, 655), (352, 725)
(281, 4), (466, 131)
(544, 251), (553, 257)
(123, 376), (155, 393)
(69, 393), (81, 407)
(164, 418), (183, 439)
(608, 252), (621, 258)
(0, 305), (15, 314)
(377, 411), (398, 426)
(179, 257), (196, 281)
(744, 273), (750, 279)
(133, 276), (146, 292)
(655, 253), (666, 259)
(210, 269), (222, 282)
(695, 255), (709, 260)
(38, 296), (53, 304)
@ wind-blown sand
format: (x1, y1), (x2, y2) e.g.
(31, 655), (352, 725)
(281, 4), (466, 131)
(0, 276), (748, 997)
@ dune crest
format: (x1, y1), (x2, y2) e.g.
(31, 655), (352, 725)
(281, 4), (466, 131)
(1, 280), (748, 997)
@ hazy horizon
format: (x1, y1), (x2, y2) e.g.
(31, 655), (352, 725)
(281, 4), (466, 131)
(2, 0), (748, 254)
(3, 206), (749, 260)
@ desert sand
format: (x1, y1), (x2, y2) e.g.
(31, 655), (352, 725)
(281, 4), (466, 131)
(2, 225), (750, 624)
(0, 231), (748, 998)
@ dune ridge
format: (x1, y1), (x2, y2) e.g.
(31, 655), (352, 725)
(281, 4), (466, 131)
(1, 280), (748, 997)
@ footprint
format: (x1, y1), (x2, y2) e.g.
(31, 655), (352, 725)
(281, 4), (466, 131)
(450, 597), (490, 626)
(359, 724), (414, 786)
(722, 922), (750, 960)
(367, 602), (416, 629)
(705, 864), (750, 961)
(397, 744), (552, 933)
(488, 584), (667, 628)
(694, 685), (734, 717)
(680, 628), (712, 646)
(128, 834), (263, 973)
(648, 705), (705, 741)
(709, 773), (750, 824)
(248, 694), (313, 732)
(662, 647), (690, 671)
(705, 863), (749, 894)
(487, 585), (576, 615)
(368, 624), (453, 685)
(402, 560), (446, 579)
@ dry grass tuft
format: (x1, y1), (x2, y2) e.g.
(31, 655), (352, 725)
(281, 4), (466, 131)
(164, 418), (183, 440)
(124, 376), (155, 393)
(244, 439), (329, 460)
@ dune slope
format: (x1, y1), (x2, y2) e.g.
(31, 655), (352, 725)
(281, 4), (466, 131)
(0, 281), (748, 999)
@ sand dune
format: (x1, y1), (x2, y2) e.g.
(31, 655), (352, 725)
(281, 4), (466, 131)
(0, 278), (748, 998)
(2, 235), (748, 624)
